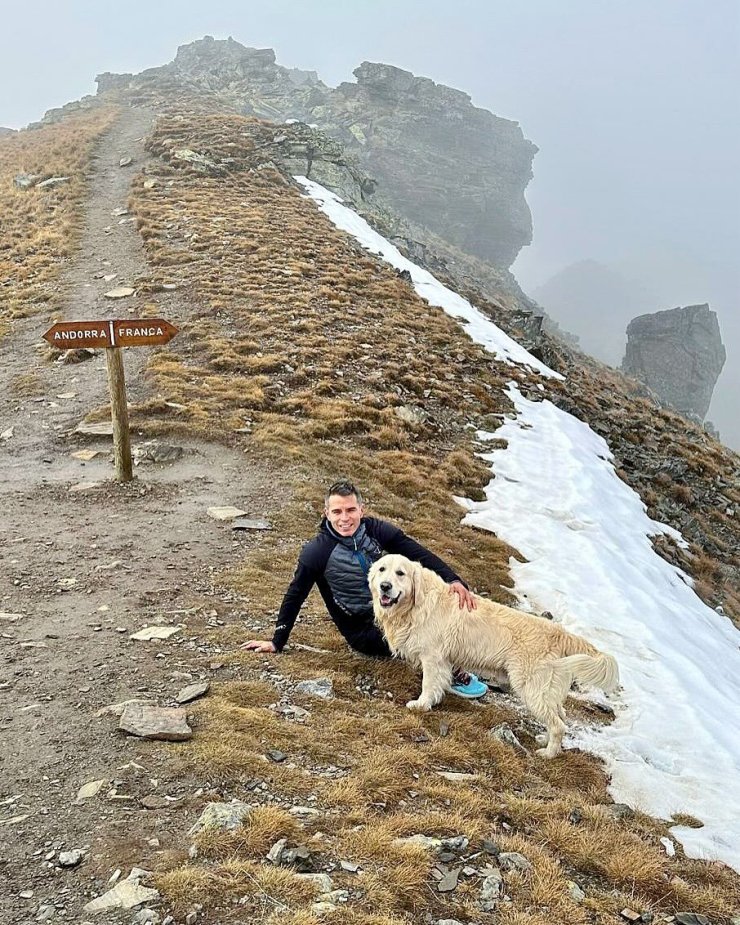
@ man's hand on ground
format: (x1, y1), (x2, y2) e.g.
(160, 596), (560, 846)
(241, 640), (277, 653)
(449, 581), (477, 611)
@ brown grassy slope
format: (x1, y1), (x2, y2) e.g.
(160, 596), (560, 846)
(0, 108), (116, 332)
(119, 111), (740, 924)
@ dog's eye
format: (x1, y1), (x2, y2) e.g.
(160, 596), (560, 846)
(378, 566), (385, 573)
(395, 570), (405, 577)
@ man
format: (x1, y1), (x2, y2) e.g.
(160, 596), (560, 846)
(243, 480), (487, 698)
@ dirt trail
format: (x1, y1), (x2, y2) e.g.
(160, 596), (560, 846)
(0, 108), (280, 924)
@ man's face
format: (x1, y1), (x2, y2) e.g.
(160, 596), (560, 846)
(325, 493), (365, 537)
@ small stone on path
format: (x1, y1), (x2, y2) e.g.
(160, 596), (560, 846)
(75, 779), (107, 802)
(104, 286), (135, 299)
(231, 517), (272, 530)
(58, 848), (85, 867)
(437, 867), (461, 892)
(176, 681), (210, 704)
(73, 420), (113, 436)
(130, 625), (182, 641)
(118, 704), (192, 741)
(207, 506), (247, 521)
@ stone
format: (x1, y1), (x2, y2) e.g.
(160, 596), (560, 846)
(73, 420), (114, 436)
(489, 723), (527, 753)
(83, 869), (159, 913)
(622, 304), (726, 421)
(207, 506), (247, 521)
(176, 681), (210, 704)
(133, 442), (185, 465)
(71, 449), (102, 461)
(567, 880), (585, 902)
(104, 286), (135, 299)
(436, 920), (464, 925)
(498, 851), (532, 872)
(436, 771), (478, 782)
(674, 916), (711, 925)
(294, 678), (334, 699)
(621, 911), (642, 923)
(118, 704), (192, 741)
(0, 612), (23, 622)
(36, 176), (70, 189)
(281, 845), (313, 872)
(119, 156), (132, 167)
(266, 838), (287, 864)
(393, 834), (441, 850)
(300, 873), (334, 893)
(607, 803), (635, 820)
(339, 860), (360, 873)
(267, 749), (287, 762)
(479, 869), (503, 911)
(394, 405), (426, 425)
(132, 910), (160, 925)
(231, 518), (272, 531)
(436, 867), (461, 892)
(130, 625), (183, 641)
(188, 801), (251, 835)
(75, 779), (107, 802)
(288, 805), (320, 817)
(58, 848), (84, 867)
(140, 795), (171, 810)
(14, 173), (40, 189)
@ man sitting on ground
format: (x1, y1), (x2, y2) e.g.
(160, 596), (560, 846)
(243, 480), (487, 698)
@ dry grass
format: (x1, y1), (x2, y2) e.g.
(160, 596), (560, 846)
(0, 108), (116, 332)
(111, 109), (740, 922)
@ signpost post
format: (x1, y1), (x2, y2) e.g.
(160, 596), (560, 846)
(42, 318), (178, 482)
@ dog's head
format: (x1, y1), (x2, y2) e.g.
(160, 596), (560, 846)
(368, 553), (417, 616)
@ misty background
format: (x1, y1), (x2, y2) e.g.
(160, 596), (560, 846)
(2, 0), (738, 447)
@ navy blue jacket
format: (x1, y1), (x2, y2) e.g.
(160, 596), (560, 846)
(272, 516), (463, 651)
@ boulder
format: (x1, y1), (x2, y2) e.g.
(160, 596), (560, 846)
(622, 304), (726, 420)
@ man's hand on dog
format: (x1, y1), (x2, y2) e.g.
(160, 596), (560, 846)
(242, 640), (277, 653)
(449, 581), (477, 611)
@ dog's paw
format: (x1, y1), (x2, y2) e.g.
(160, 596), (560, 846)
(406, 698), (431, 712)
(535, 733), (549, 747)
(536, 745), (562, 759)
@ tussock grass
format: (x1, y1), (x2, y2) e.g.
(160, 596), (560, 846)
(0, 108), (116, 331)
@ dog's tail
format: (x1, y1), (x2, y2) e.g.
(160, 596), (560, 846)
(550, 652), (620, 693)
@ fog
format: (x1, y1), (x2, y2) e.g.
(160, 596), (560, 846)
(2, 0), (737, 447)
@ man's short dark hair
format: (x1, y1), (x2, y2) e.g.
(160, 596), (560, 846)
(325, 480), (364, 506)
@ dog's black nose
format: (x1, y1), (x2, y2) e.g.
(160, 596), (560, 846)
(379, 581), (392, 593)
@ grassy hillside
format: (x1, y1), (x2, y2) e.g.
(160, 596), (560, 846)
(102, 110), (740, 924)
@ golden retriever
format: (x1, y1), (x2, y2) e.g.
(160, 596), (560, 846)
(368, 554), (619, 758)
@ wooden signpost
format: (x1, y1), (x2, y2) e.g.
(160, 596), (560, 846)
(43, 318), (178, 482)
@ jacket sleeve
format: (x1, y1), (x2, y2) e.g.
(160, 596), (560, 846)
(370, 518), (467, 587)
(271, 541), (328, 651)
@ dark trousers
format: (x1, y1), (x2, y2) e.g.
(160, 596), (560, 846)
(341, 618), (393, 658)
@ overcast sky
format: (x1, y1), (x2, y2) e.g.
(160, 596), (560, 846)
(2, 0), (738, 442)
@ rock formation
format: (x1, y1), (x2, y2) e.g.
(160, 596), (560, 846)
(0, 127), (17, 137)
(622, 304), (726, 420)
(95, 36), (536, 270)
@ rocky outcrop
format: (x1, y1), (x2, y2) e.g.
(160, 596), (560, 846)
(622, 304), (726, 421)
(94, 36), (536, 270)
(0, 127), (17, 137)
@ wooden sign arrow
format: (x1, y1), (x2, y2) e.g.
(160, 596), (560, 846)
(43, 317), (178, 484)
(42, 318), (178, 349)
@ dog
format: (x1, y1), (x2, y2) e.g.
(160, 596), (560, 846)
(368, 554), (619, 758)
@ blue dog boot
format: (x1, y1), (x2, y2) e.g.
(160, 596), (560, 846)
(450, 672), (488, 699)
